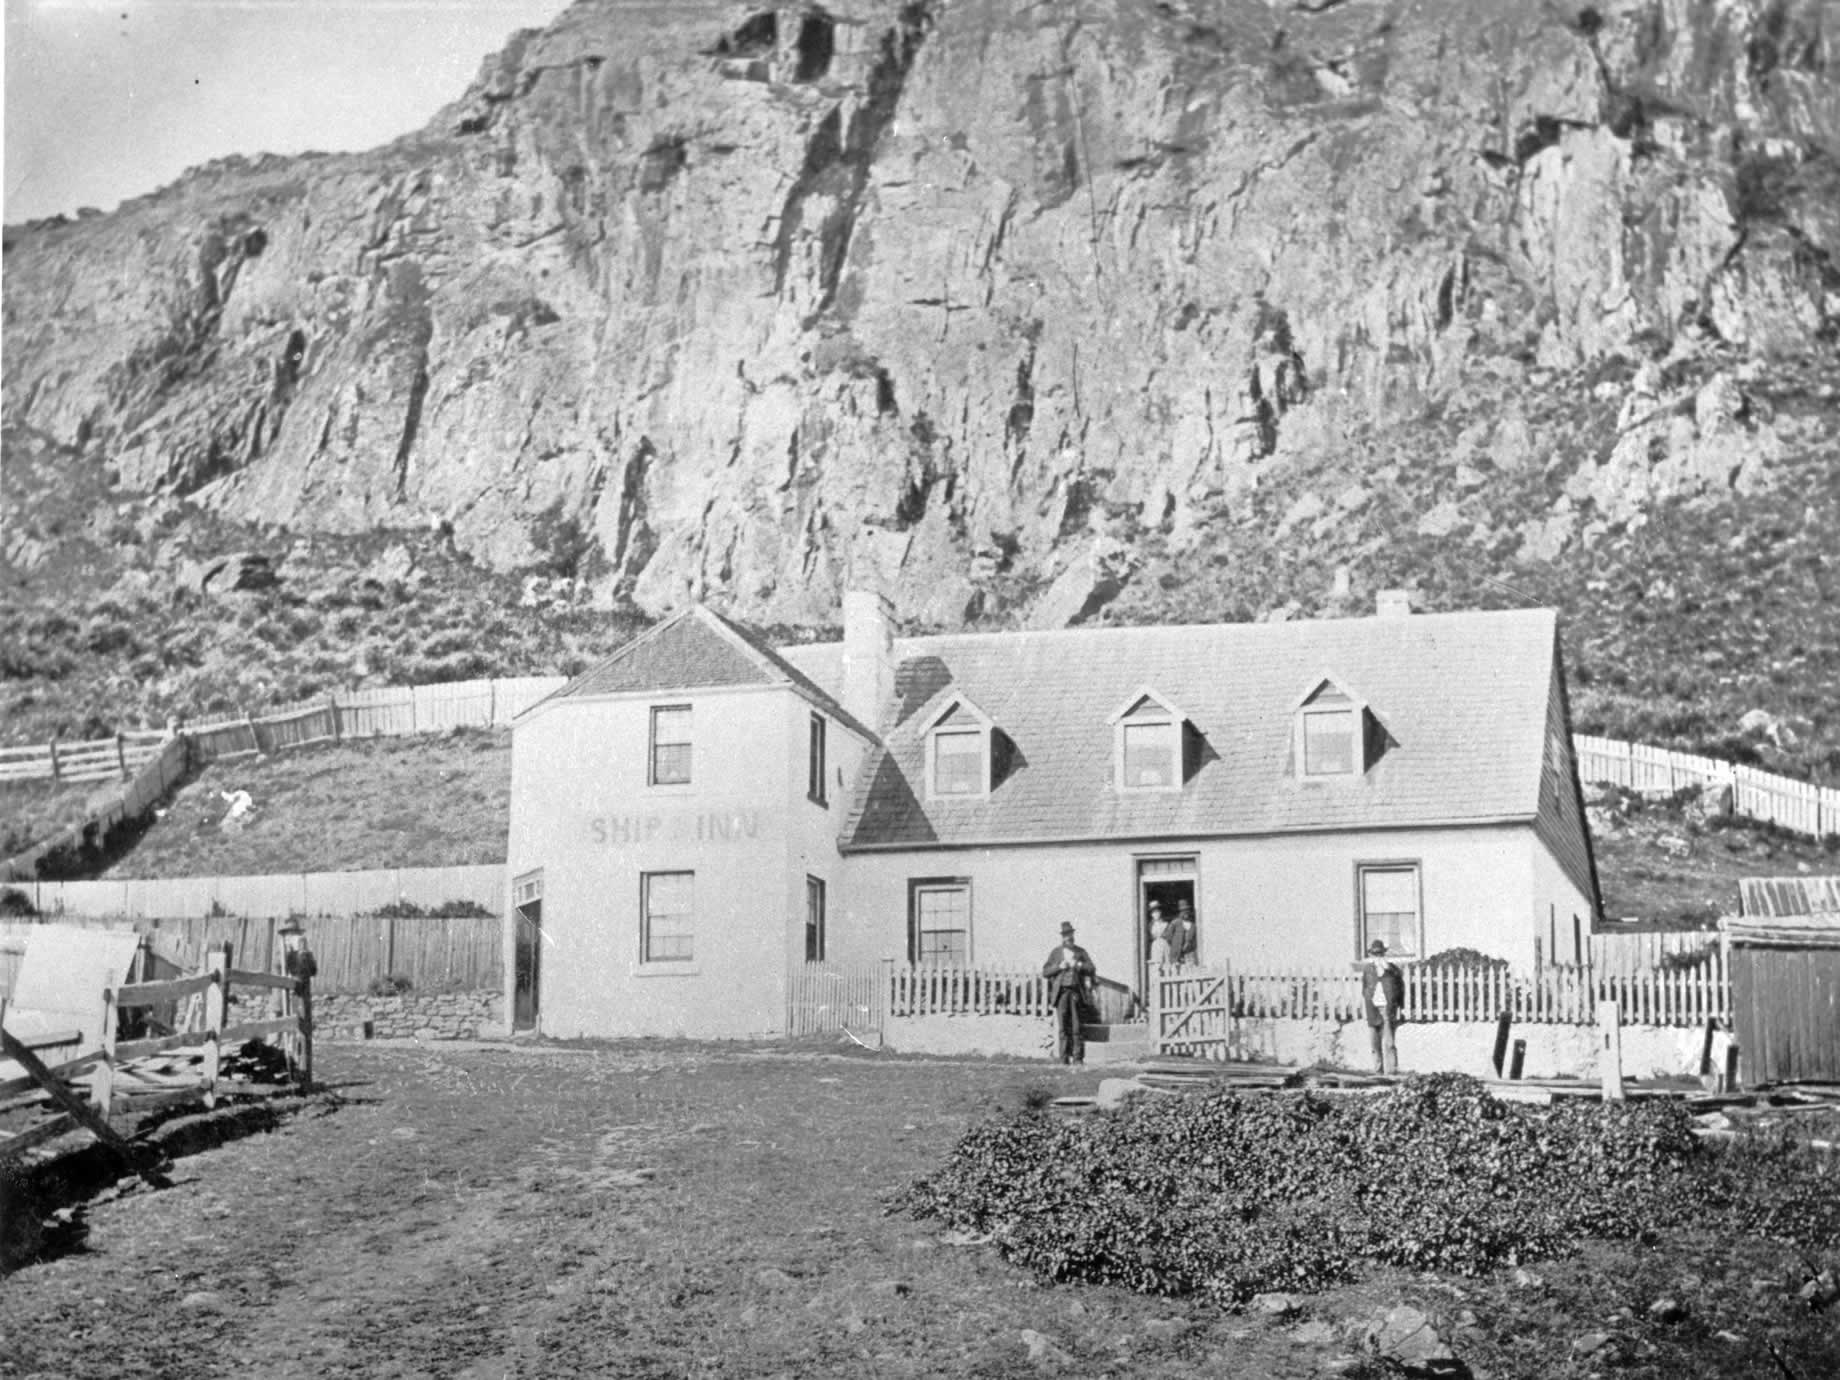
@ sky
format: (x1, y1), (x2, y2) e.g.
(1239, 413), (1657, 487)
(3, 0), (570, 224)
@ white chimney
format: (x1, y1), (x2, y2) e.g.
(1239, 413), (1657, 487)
(1375, 589), (1413, 618)
(841, 589), (895, 730)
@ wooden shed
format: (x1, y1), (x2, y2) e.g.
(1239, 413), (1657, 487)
(1727, 877), (1840, 1085)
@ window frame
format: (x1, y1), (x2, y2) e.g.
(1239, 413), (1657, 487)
(1109, 689), (1187, 795)
(921, 695), (997, 802)
(1293, 678), (1369, 781)
(807, 711), (829, 807)
(805, 874), (827, 962)
(640, 869), (695, 965)
(1354, 860), (1423, 960)
(648, 703), (693, 787)
(907, 876), (972, 966)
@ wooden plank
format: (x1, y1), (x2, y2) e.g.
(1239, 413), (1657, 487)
(1599, 1001), (1625, 1101)
(221, 1016), (303, 1043)
(0, 1113), (79, 1159)
(225, 969), (297, 992)
(0, 1051), (103, 1102)
(0, 1027), (135, 1156)
(113, 1029), (213, 1062)
(113, 974), (220, 1007)
(112, 1087), (208, 1115)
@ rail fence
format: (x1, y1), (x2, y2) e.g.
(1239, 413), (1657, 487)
(0, 732), (171, 786)
(0, 911), (501, 1002)
(1, 736), (190, 883)
(1151, 953), (1730, 1055)
(1, 941), (311, 1165)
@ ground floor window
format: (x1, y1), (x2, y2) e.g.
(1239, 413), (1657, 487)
(909, 878), (970, 965)
(805, 875), (826, 962)
(642, 871), (694, 962)
(1357, 862), (1422, 958)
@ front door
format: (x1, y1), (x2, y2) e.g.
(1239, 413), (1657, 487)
(512, 870), (543, 1032)
(1137, 854), (1199, 1007)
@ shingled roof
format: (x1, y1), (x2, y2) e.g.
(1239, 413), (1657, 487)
(525, 605), (873, 740)
(776, 608), (1563, 850)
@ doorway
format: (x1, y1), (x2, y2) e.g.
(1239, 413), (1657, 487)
(512, 870), (543, 1032)
(1137, 854), (1198, 1002)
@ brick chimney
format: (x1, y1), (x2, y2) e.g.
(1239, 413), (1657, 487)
(1375, 589), (1413, 618)
(841, 589), (895, 731)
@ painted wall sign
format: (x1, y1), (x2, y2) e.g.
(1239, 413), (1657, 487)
(590, 811), (764, 845)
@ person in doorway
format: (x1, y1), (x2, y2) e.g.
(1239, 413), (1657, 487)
(1042, 921), (1097, 1065)
(1168, 900), (1197, 966)
(1362, 940), (1405, 1074)
(1147, 904), (1172, 967)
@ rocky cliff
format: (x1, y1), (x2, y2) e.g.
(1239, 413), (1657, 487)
(4, 0), (1837, 641)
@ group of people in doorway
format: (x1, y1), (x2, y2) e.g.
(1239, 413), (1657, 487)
(1145, 899), (1197, 967)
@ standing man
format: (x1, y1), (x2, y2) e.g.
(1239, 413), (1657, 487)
(1361, 940), (1405, 1074)
(1042, 921), (1097, 1066)
(1171, 900), (1198, 966)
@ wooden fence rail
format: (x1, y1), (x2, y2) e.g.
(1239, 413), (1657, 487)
(0, 942), (311, 1164)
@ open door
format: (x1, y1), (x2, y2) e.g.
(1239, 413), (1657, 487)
(1137, 855), (1199, 1006)
(512, 870), (543, 1033)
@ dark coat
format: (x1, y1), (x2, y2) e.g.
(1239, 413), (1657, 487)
(1042, 940), (1096, 998)
(1361, 958), (1404, 1026)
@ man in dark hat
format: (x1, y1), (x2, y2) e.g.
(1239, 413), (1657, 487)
(1041, 922), (1097, 1065)
(1360, 939), (1405, 1073)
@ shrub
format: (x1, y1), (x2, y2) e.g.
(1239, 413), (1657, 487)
(889, 1074), (1839, 1299)
(0, 887), (35, 916)
(367, 973), (414, 997)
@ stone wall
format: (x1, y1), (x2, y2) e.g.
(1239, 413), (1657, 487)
(316, 990), (506, 1041)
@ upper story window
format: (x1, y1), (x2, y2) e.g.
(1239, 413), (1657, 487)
(649, 704), (692, 785)
(925, 697), (995, 800)
(808, 712), (828, 806)
(1295, 679), (1375, 780)
(1110, 689), (1187, 793)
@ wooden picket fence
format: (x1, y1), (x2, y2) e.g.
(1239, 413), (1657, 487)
(0, 941), (311, 1164)
(1, 913), (501, 1003)
(1150, 954), (1730, 1056)
(1574, 734), (1840, 839)
(785, 962), (885, 1037)
(176, 676), (566, 764)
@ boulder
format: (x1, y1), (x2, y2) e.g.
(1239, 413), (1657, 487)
(1366, 1305), (1460, 1376)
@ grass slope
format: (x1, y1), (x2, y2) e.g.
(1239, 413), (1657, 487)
(97, 730), (512, 877)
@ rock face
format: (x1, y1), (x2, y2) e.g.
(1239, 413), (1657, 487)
(4, 0), (1837, 625)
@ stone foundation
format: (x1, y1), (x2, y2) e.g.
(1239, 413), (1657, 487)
(886, 1011), (1707, 1078)
(316, 990), (506, 1041)
(884, 1013), (1056, 1060)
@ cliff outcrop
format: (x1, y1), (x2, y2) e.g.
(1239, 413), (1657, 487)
(4, 0), (1837, 633)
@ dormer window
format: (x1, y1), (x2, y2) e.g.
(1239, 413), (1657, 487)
(1294, 678), (1382, 779)
(1110, 689), (1187, 793)
(925, 698), (995, 799)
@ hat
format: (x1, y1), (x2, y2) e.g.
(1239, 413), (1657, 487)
(1366, 940), (1387, 956)
(1060, 922), (1076, 935)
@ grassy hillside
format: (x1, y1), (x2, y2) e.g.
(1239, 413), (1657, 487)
(94, 730), (512, 877)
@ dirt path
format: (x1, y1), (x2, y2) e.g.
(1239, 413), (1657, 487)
(3, 1042), (1832, 1380)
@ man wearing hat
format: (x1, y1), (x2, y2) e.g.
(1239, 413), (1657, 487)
(1361, 939), (1405, 1074)
(1041, 922), (1098, 1065)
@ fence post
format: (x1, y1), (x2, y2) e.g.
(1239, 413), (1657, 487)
(298, 969), (314, 1091)
(1598, 1000), (1624, 1101)
(203, 943), (230, 1109)
(328, 694), (342, 745)
(115, 732), (129, 779)
(48, 738), (61, 783)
